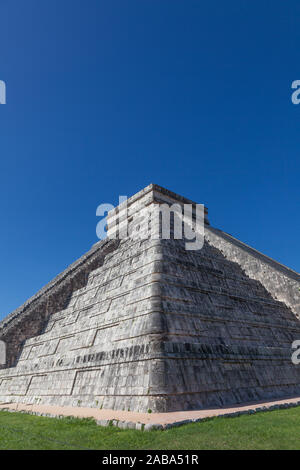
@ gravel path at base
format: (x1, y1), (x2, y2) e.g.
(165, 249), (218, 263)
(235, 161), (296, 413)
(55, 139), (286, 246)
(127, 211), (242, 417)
(1, 396), (300, 425)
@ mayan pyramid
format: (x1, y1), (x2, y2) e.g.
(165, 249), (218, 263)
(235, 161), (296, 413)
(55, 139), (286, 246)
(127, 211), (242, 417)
(0, 184), (300, 413)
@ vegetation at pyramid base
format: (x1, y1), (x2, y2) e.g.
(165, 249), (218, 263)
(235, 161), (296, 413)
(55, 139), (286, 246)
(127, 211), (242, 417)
(1, 407), (300, 450)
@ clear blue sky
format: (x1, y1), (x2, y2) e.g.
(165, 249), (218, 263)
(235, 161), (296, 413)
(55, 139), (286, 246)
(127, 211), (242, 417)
(0, 0), (299, 320)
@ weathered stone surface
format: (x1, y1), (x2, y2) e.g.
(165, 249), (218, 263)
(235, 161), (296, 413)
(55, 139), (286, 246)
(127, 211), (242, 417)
(144, 423), (163, 431)
(0, 184), (299, 412)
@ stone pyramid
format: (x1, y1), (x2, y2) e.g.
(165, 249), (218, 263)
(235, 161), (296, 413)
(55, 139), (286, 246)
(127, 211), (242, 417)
(0, 184), (300, 413)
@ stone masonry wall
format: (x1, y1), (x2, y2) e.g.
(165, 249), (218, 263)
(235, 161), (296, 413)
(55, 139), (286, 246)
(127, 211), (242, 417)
(0, 238), (119, 368)
(0, 185), (299, 412)
(205, 227), (300, 317)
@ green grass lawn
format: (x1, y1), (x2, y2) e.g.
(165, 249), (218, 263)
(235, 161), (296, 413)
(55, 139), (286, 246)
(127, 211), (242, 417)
(1, 407), (300, 450)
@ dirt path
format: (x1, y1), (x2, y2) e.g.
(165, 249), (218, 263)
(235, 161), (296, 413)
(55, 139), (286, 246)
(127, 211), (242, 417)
(1, 395), (300, 425)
